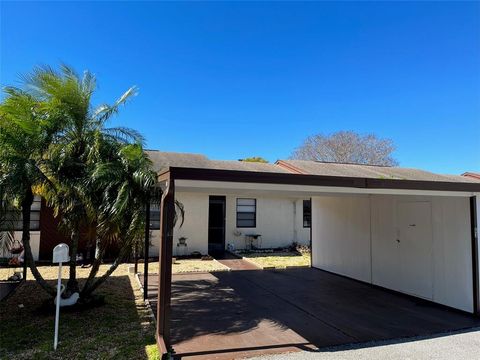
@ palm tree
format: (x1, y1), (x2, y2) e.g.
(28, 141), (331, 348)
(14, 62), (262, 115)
(80, 142), (158, 297)
(26, 65), (141, 295)
(0, 65), (138, 295)
(2, 64), (183, 300)
(0, 87), (59, 295)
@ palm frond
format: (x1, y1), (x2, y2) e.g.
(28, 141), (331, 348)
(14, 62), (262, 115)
(81, 70), (96, 96)
(60, 63), (80, 82)
(103, 126), (144, 145)
(93, 86), (138, 124)
(174, 200), (185, 227)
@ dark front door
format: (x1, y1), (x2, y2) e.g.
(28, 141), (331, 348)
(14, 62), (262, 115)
(208, 196), (226, 256)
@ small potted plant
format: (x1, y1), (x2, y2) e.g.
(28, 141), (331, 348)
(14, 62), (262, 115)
(178, 237), (187, 245)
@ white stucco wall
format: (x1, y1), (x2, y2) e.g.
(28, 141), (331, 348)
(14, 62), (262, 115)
(150, 192), (209, 257)
(225, 196), (310, 251)
(0, 231), (41, 261)
(312, 194), (474, 313)
(311, 195), (372, 282)
(431, 196), (473, 311)
(149, 192), (310, 257)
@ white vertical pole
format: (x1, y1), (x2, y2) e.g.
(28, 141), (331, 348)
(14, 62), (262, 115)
(54, 261), (62, 350)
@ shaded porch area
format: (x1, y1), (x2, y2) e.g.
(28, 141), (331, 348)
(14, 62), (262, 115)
(141, 268), (480, 360)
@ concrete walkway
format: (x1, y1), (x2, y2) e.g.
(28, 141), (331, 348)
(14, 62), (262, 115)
(215, 252), (260, 271)
(248, 327), (480, 360)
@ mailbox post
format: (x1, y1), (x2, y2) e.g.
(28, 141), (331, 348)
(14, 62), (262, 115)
(52, 243), (70, 350)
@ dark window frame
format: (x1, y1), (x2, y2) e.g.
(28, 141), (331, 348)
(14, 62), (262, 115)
(149, 203), (161, 230)
(303, 199), (311, 228)
(30, 196), (41, 231)
(4, 196), (41, 231)
(236, 198), (256, 228)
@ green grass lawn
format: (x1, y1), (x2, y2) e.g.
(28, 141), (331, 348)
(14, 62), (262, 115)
(244, 252), (311, 269)
(0, 265), (159, 360)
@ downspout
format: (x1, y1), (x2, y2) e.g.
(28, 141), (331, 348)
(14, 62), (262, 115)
(293, 200), (297, 244)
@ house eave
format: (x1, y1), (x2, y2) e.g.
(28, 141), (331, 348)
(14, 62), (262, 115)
(157, 167), (480, 193)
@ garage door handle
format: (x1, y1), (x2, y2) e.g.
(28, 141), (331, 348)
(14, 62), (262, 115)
(396, 239), (400, 243)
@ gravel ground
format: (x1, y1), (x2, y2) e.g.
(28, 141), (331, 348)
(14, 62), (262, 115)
(247, 328), (480, 360)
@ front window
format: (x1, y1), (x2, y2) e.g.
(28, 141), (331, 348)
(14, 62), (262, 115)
(303, 200), (311, 228)
(236, 198), (256, 228)
(3, 196), (41, 231)
(149, 203), (160, 230)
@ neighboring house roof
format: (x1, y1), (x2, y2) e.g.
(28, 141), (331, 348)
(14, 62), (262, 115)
(146, 150), (289, 174)
(462, 172), (480, 181)
(145, 150), (479, 185)
(276, 160), (479, 184)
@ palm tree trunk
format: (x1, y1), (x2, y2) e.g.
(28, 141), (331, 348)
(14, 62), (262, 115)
(80, 238), (104, 297)
(81, 243), (131, 298)
(134, 244), (138, 274)
(21, 190), (56, 296)
(66, 229), (80, 294)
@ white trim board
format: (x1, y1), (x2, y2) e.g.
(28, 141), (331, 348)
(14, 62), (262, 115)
(175, 180), (476, 197)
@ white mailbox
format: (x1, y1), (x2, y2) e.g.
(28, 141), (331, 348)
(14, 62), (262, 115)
(53, 243), (70, 264)
(52, 242), (70, 350)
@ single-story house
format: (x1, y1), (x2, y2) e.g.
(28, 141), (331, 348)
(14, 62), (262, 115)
(147, 153), (480, 355)
(146, 151), (312, 257)
(6, 151), (478, 268)
(2, 152), (314, 261)
(3, 151), (480, 350)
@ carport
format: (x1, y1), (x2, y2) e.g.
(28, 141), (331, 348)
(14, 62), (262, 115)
(154, 166), (480, 358)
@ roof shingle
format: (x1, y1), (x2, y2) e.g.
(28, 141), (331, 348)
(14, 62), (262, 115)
(145, 150), (479, 184)
(277, 160), (480, 183)
(146, 150), (289, 174)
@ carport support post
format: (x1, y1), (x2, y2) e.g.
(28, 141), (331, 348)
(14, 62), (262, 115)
(143, 196), (150, 301)
(156, 176), (175, 357)
(471, 196), (479, 316)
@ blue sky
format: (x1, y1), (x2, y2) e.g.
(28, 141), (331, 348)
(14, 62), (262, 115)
(1, 1), (479, 174)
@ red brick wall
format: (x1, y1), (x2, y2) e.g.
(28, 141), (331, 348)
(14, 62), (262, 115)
(39, 200), (119, 261)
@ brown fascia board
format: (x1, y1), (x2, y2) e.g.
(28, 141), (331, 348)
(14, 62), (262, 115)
(158, 167), (480, 192)
(275, 160), (307, 174)
(157, 170), (171, 182)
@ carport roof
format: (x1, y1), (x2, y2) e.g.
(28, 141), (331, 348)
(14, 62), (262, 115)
(147, 150), (480, 192)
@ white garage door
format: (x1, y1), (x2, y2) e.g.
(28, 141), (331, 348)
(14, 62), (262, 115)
(397, 201), (433, 300)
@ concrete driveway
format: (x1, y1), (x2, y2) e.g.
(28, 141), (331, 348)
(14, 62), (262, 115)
(248, 327), (480, 360)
